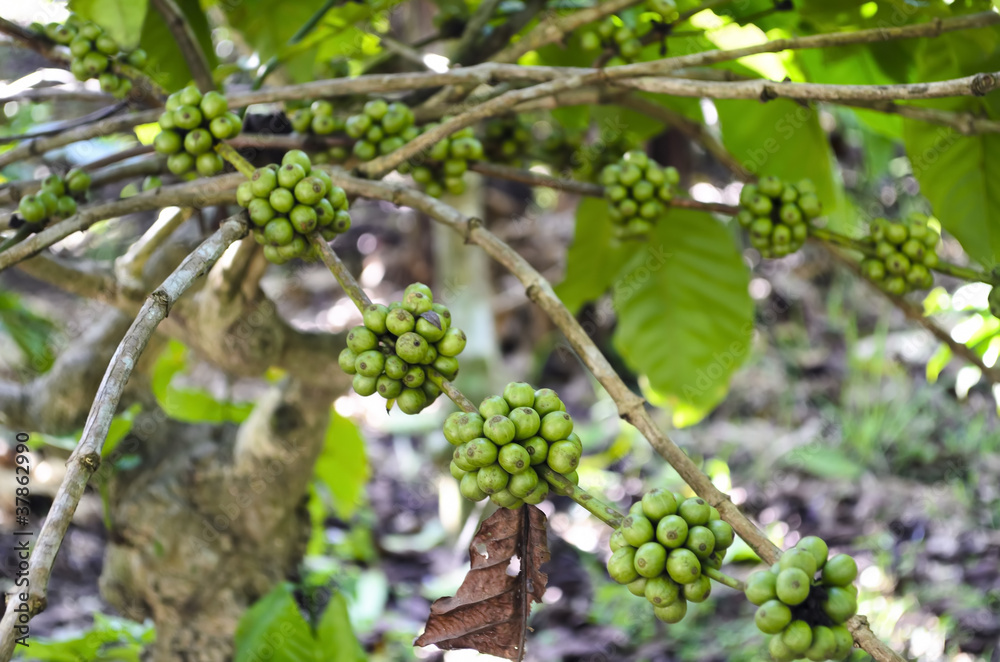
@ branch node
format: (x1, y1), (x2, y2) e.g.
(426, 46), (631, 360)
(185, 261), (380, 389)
(759, 85), (780, 102)
(79, 451), (102, 473)
(464, 217), (483, 244)
(971, 72), (997, 97)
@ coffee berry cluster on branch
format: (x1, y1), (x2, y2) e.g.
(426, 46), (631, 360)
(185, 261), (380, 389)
(35, 14), (146, 97)
(737, 176), (820, 257)
(398, 122), (484, 198)
(17, 170), (90, 226)
(860, 212), (939, 295)
(236, 150), (350, 264)
(607, 490), (734, 623)
(446, 383), (583, 509)
(155, 86), (243, 178)
(290, 101), (351, 163)
(600, 151), (680, 239)
(747, 537), (858, 660)
(346, 99), (418, 162)
(338, 283), (466, 414)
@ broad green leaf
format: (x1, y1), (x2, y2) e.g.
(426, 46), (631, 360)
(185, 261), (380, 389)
(136, 0), (216, 91)
(555, 198), (633, 313)
(902, 28), (1000, 267)
(314, 410), (369, 519)
(68, 0), (149, 50)
(715, 98), (851, 232)
(612, 209), (753, 425)
(234, 583), (317, 662)
(151, 340), (254, 424)
(316, 592), (365, 662)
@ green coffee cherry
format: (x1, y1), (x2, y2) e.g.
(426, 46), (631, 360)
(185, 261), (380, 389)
(641, 489), (677, 521)
(822, 554), (858, 587)
(503, 381), (535, 408)
(476, 463), (509, 494)
(755, 599), (793, 635)
(822, 587), (857, 623)
(546, 440), (580, 474)
(682, 575), (711, 603)
(775, 568), (811, 606)
(620, 515), (655, 546)
(805, 625), (837, 661)
(607, 547), (640, 584)
(521, 480), (549, 505)
(652, 599), (688, 624)
(655, 515), (688, 549)
(460, 471), (488, 501)
(678, 497), (711, 526)
(633, 542), (667, 578)
(498, 443), (530, 474)
(745, 570), (777, 605)
(464, 438), (499, 468)
(684, 526), (715, 559)
(479, 395), (510, 419)
(522, 436), (548, 465)
(507, 467), (538, 498)
(665, 548), (701, 584)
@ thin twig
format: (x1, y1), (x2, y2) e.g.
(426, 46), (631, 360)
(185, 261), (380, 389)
(307, 234), (372, 311)
(615, 72), (1000, 102)
(0, 102), (128, 145)
(492, 0), (643, 64)
(150, 0), (215, 92)
(0, 213), (248, 660)
(843, 99), (1000, 135)
(605, 11), (1000, 78)
(469, 161), (604, 196)
(0, 109), (161, 170)
(114, 207), (195, 292)
(0, 173), (242, 272)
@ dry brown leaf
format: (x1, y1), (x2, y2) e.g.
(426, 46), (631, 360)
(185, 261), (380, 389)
(415, 505), (550, 661)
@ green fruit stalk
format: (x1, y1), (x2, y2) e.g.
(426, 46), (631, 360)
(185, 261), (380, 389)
(737, 176), (820, 258)
(155, 86), (243, 178)
(445, 383), (583, 510)
(746, 536), (859, 660)
(339, 283), (466, 413)
(860, 212), (939, 295)
(236, 150), (350, 264)
(600, 150), (680, 239)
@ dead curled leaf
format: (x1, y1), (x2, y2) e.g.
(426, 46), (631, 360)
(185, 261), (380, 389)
(415, 505), (550, 661)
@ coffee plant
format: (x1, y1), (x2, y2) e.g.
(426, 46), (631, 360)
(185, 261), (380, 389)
(1, 1), (998, 661)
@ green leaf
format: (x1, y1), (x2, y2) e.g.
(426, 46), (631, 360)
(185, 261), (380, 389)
(234, 583), (318, 662)
(611, 209), (753, 425)
(779, 444), (864, 481)
(103, 403), (141, 457)
(68, 0), (149, 50)
(556, 198), (634, 312)
(0, 290), (56, 374)
(151, 340), (254, 424)
(902, 28), (1000, 267)
(136, 0), (216, 91)
(926, 344), (952, 384)
(316, 592), (365, 662)
(715, 98), (851, 233)
(314, 410), (369, 519)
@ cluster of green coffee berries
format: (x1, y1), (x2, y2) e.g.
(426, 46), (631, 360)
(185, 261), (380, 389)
(607, 491), (734, 624)
(572, 131), (635, 183)
(338, 283), (466, 413)
(236, 150), (350, 264)
(398, 124), (483, 198)
(737, 176), (820, 258)
(37, 15), (146, 97)
(746, 537), (858, 661)
(582, 17), (647, 62)
(483, 117), (533, 166)
(599, 151), (680, 239)
(16, 170), (91, 225)
(446, 383), (583, 509)
(289, 100), (350, 163)
(860, 212), (939, 295)
(154, 86), (242, 177)
(345, 100), (418, 162)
